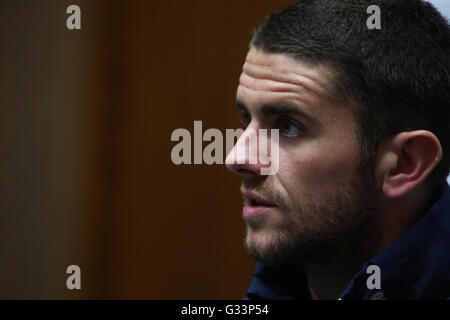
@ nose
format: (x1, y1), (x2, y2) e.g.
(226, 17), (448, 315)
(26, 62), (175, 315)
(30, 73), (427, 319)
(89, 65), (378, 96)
(225, 126), (271, 177)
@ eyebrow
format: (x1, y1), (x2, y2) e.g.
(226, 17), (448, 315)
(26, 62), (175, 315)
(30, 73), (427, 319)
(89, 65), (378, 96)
(236, 99), (317, 125)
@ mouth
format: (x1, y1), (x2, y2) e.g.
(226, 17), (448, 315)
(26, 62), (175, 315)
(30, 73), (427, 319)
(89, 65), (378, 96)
(241, 189), (277, 217)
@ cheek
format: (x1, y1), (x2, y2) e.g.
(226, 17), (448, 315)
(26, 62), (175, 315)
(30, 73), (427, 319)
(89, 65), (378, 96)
(276, 139), (361, 197)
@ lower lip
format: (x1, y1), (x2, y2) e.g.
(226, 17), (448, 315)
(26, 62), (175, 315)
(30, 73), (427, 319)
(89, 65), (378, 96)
(243, 204), (276, 217)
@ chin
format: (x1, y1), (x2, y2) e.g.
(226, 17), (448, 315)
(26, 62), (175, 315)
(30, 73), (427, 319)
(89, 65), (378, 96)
(245, 228), (293, 264)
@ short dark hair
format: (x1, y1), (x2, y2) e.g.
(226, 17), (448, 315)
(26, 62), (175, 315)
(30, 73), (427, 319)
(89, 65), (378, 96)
(251, 0), (450, 192)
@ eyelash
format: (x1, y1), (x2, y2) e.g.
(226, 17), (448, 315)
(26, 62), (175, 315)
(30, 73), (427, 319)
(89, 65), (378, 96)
(276, 117), (303, 137)
(239, 112), (304, 138)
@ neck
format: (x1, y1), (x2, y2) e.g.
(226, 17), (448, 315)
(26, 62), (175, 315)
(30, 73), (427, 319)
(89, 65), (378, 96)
(304, 186), (435, 300)
(303, 230), (379, 300)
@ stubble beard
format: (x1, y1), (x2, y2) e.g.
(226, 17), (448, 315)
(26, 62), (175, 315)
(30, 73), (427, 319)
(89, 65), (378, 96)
(243, 169), (380, 266)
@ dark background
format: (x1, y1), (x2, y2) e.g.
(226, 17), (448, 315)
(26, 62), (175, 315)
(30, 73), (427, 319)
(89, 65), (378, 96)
(0, 0), (294, 299)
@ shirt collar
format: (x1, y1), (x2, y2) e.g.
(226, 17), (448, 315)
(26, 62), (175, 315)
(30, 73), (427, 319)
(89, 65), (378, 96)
(246, 262), (311, 300)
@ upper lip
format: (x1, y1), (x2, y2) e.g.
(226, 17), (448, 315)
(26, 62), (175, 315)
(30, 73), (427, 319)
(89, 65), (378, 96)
(241, 189), (276, 207)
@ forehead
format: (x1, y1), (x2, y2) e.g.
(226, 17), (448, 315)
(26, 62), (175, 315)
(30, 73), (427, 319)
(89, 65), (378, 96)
(238, 49), (338, 107)
(237, 49), (359, 139)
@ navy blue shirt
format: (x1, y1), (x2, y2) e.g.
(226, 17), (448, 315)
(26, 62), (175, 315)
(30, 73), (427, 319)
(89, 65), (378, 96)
(246, 183), (450, 300)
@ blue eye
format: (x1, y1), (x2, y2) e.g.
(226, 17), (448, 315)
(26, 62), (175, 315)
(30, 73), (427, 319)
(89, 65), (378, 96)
(279, 119), (302, 137)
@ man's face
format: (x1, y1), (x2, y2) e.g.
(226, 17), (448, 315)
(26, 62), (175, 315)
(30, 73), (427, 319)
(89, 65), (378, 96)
(226, 49), (378, 264)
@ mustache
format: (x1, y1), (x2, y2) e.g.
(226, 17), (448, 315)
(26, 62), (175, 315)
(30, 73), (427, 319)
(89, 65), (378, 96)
(241, 179), (280, 207)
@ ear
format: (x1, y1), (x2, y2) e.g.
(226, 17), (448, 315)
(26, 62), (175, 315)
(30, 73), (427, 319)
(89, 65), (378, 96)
(374, 130), (442, 198)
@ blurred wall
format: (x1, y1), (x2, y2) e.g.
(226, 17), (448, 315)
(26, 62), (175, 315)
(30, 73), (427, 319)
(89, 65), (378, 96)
(0, 0), (292, 299)
(0, 0), (102, 299)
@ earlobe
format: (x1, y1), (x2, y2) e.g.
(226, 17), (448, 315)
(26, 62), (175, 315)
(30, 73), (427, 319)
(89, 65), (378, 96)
(379, 131), (442, 199)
